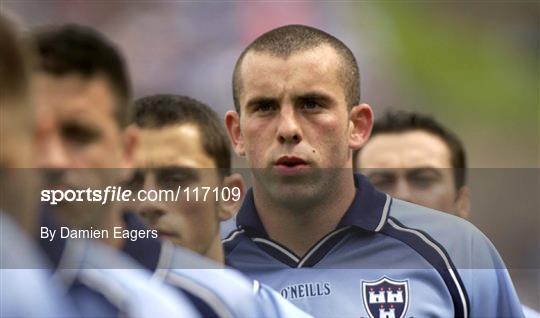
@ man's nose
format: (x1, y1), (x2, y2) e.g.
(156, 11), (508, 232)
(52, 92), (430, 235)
(393, 178), (415, 204)
(138, 204), (165, 225)
(276, 104), (302, 144)
(38, 134), (73, 169)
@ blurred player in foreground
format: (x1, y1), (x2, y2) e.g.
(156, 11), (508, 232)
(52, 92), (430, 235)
(31, 24), (199, 317)
(0, 13), (77, 317)
(355, 110), (538, 318)
(223, 24), (524, 317)
(127, 94), (312, 317)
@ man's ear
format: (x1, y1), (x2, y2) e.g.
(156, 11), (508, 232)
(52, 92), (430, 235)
(455, 186), (471, 219)
(224, 111), (245, 156)
(217, 173), (245, 221)
(349, 103), (373, 150)
(122, 125), (138, 168)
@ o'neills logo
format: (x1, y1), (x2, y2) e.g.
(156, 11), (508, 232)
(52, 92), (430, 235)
(280, 282), (331, 300)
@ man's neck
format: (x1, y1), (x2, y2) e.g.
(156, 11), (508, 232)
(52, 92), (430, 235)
(253, 174), (356, 257)
(207, 232), (225, 264)
(102, 203), (125, 250)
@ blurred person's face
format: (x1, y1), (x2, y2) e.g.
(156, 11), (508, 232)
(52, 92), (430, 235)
(1, 81), (38, 233)
(33, 73), (127, 226)
(129, 124), (236, 258)
(226, 45), (372, 205)
(1, 96), (33, 169)
(357, 130), (469, 218)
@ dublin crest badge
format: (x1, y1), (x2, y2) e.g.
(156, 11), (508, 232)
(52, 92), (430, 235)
(362, 277), (409, 318)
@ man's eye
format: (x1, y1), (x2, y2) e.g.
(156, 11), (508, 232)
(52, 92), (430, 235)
(156, 168), (197, 188)
(124, 170), (145, 190)
(368, 175), (395, 190)
(255, 103), (275, 112)
(409, 175), (437, 188)
(61, 123), (100, 145)
(302, 100), (321, 110)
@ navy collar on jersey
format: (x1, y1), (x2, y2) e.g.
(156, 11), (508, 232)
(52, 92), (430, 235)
(39, 205), (68, 269)
(236, 173), (391, 237)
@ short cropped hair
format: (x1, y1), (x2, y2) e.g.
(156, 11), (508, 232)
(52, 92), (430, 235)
(132, 94), (231, 177)
(354, 110), (467, 189)
(0, 14), (30, 104)
(32, 24), (131, 127)
(232, 24), (360, 112)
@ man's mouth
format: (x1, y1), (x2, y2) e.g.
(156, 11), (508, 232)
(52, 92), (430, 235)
(275, 156), (307, 167)
(157, 229), (176, 238)
(273, 156), (308, 174)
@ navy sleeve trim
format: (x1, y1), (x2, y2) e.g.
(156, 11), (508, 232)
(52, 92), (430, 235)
(222, 228), (245, 257)
(382, 217), (470, 318)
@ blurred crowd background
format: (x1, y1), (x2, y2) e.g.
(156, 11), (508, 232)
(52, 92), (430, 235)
(3, 1), (538, 310)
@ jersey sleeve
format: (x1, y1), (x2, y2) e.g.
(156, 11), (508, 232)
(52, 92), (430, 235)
(390, 200), (525, 318)
(457, 227), (525, 318)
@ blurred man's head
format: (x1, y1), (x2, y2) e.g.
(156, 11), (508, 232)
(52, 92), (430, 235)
(0, 13), (38, 230)
(355, 110), (470, 218)
(0, 14), (33, 169)
(129, 94), (242, 262)
(226, 25), (372, 207)
(31, 24), (133, 227)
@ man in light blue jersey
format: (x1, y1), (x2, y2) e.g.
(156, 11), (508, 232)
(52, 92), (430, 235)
(223, 24), (524, 317)
(125, 94), (312, 317)
(354, 110), (470, 220)
(31, 24), (199, 317)
(355, 110), (538, 317)
(0, 14), (77, 317)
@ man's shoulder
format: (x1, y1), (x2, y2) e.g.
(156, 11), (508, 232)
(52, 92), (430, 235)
(388, 198), (476, 235)
(158, 241), (267, 318)
(222, 227), (250, 255)
(386, 198), (500, 268)
(77, 241), (200, 317)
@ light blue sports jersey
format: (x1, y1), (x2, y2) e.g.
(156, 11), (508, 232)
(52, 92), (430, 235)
(224, 173), (525, 318)
(1, 212), (76, 318)
(38, 208), (199, 318)
(523, 305), (540, 318)
(46, 238), (200, 318)
(122, 212), (312, 318)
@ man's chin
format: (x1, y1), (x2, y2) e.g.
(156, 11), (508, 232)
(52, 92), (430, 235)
(267, 183), (323, 207)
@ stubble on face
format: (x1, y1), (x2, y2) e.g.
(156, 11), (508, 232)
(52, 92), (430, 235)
(237, 45), (353, 208)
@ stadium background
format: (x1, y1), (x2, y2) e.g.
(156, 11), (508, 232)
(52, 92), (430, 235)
(3, 1), (538, 310)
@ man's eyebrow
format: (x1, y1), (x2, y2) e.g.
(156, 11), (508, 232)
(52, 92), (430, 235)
(407, 167), (443, 176)
(245, 96), (277, 108)
(294, 92), (333, 103)
(156, 166), (198, 176)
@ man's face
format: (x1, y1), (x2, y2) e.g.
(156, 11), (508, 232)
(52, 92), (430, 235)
(358, 130), (468, 217)
(0, 97), (33, 169)
(33, 73), (125, 226)
(232, 45), (356, 204)
(1, 85), (37, 232)
(130, 124), (222, 255)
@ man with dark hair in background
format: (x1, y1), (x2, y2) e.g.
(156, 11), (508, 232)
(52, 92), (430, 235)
(31, 24), (199, 317)
(129, 94), (243, 263)
(356, 110), (538, 317)
(354, 110), (470, 219)
(1, 13), (37, 229)
(126, 93), (312, 318)
(224, 24), (524, 317)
